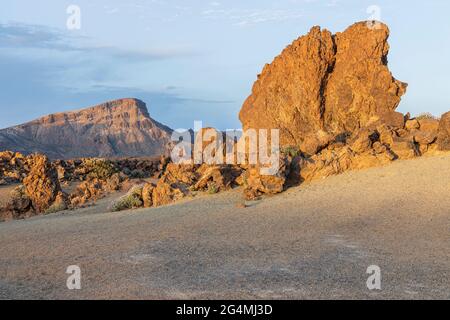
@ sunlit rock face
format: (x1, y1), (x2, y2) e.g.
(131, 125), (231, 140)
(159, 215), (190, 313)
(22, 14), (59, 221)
(239, 21), (407, 155)
(0, 98), (173, 159)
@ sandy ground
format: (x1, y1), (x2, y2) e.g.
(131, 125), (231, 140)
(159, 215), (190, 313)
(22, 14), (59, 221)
(0, 154), (449, 300)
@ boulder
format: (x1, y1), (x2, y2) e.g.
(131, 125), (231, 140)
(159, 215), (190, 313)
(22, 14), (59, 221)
(437, 112), (450, 151)
(0, 151), (30, 185)
(194, 165), (242, 192)
(389, 136), (419, 159)
(142, 183), (156, 208)
(2, 185), (32, 220)
(412, 130), (437, 146)
(378, 111), (405, 129)
(349, 129), (375, 154)
(296, 146), (354, 182)
(22, 154), (65, 213)
(417, 118), (439, 133)
(69, 178), (104, 207)
(152, 178), (186, 207)
(242, 157), (290, 200)
(405, 119), (420, 130)
(162, 163), (198, 186)
(377, 124), (394, 146)
(295, 142), (395, 183)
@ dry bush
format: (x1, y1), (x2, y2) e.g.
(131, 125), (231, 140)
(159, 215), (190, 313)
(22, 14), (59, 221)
(85, 159), (118, 180)
(416, 112), (439, 121)
(109, 185), (144, 212)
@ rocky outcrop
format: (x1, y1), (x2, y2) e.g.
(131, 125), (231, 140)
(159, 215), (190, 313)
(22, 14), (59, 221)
(239, 22), (407, 155)
(236, 21), (450, 196)
(0, 151), (172, 219)
(22, 154), (66, 213)
(0, 98), (173, 159)
(68, 173), (127, 208)
(142, 183), (156, 208)
(1, 185), (32, 220)
(0, 151), (168, 187)
(194, 164), (242, 192)
(107, 162), (244, 211)
(242, 157), (290, 200)
(0, 151), (28, 184)
(152, 178), (186, 207)
(437, 112), (450, 150)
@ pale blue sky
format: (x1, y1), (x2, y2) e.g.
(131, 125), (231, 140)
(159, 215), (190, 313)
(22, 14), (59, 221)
(1, 0), (449, 129)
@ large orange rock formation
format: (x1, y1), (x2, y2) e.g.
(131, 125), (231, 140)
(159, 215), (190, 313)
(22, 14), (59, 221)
(239, 21), (407, 155)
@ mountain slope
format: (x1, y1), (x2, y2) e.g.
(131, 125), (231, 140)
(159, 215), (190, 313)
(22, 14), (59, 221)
(0, 98), (173, 159)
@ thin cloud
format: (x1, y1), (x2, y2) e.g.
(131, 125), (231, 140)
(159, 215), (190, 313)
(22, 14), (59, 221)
(90, 85), (234, 105)
(202, 8), (303, 26)
(0, 22), (74, 51)
(0, 22), (194, 61)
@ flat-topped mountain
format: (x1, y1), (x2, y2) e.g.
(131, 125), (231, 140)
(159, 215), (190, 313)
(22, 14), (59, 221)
(0, 98), (173, 159)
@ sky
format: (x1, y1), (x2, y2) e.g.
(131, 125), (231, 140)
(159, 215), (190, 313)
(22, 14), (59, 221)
(0, 0), (449, 130)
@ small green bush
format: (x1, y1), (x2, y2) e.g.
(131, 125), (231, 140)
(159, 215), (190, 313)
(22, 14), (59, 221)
(110, 185), (144, 212)
(207, 183), (218, 195)
(45, 201), (67, 214)
(281, 146), (301, 158)
(86, 159), (118, 180)
(110, 196), (142, 212)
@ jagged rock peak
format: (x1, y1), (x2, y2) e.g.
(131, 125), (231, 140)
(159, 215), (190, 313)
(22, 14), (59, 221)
(239, 21), (408, 155)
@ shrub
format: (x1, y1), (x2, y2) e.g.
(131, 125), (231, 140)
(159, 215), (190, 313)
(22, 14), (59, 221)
(86, 159), (118, 180)
(109, 185), (144, 212)
(207, 182), (218, 195)
(416, 112), (438, 121)
(130, 169), (146, 179)
(281, 146), (301, 158)
(45, 200), (67, 214)
(110, 196), (142, 212)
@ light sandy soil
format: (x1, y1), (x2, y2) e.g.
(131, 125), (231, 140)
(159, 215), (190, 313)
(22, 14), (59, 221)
(0, 154), (449, 300)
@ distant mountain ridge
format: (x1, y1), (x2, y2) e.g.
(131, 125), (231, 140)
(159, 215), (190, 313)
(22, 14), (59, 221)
(0, 98), (173, 159)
